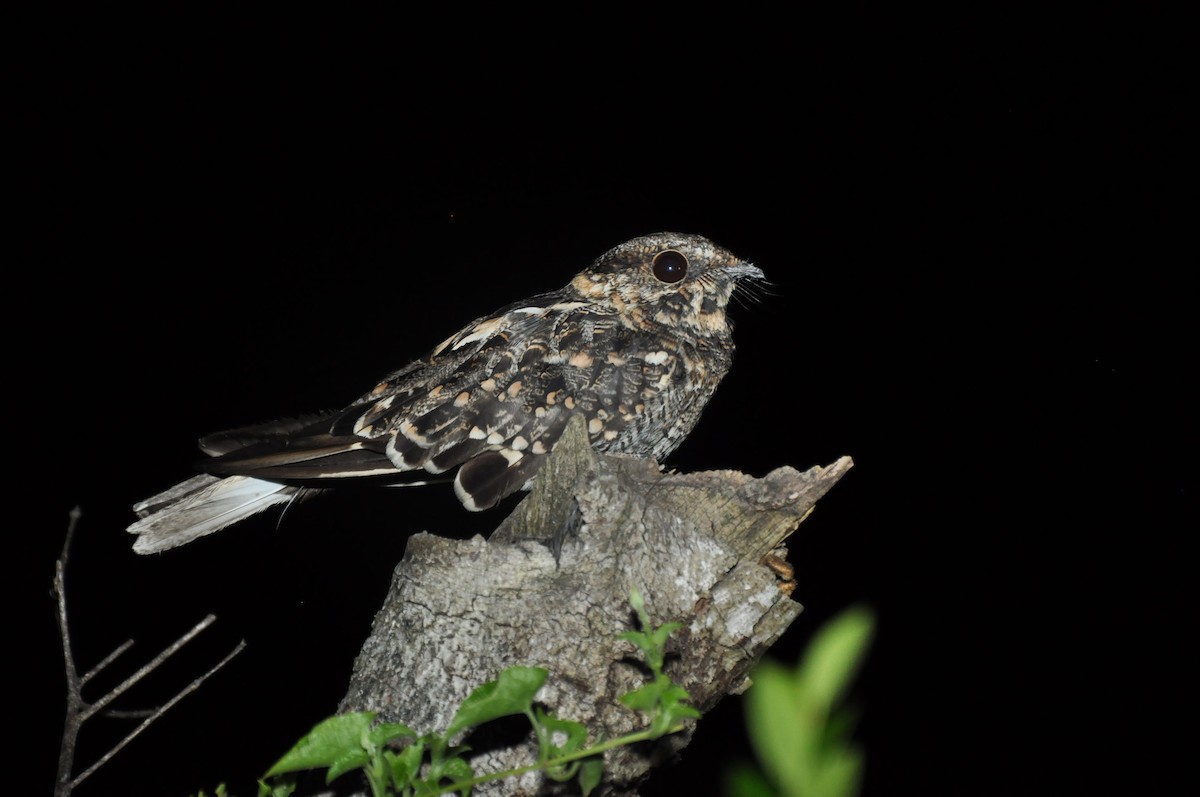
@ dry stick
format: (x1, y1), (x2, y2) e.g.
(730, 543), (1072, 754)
(55, 507), (85, 797)
(69, 639), (248, 790)
(54, 507), (246, 796)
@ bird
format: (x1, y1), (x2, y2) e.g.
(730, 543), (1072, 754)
(128, 232), (765, 554)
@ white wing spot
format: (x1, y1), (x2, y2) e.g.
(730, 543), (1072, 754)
(450, 317), (505, 350)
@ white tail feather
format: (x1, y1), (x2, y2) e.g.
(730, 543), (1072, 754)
(128, 475), (297, 554)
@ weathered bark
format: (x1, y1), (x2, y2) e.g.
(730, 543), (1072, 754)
(340, 416), (852, 795)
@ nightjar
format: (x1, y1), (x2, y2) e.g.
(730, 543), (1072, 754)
(129, 232), (764, 553)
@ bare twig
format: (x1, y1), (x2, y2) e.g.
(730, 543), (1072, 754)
(55, 507), (85, 797)
(82, 614), (219, 721)
(79, 639), (135, 686)
(54, 507), (246, 796)
(69, 639), (248, 789)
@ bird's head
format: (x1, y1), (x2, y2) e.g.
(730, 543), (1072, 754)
(569, 232), (765, 334)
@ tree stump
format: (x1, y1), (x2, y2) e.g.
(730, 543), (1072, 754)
(341, 416), (853, 795)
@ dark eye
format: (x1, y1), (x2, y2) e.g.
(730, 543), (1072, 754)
(652, 250), (689, 283)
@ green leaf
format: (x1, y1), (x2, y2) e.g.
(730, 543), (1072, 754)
(388, 740), (426, 789)
(650, 621), (683, 653)
(723, 762), (781, 797)
(370, 721), (417, 747)
(536, 708), (590, 781)
(620, 673), (698, 737)
(659, 680), (693, 708)
(799, 606), (874, 714)
(536, 709), (589, 756)
(422, 755), (474, 795)
(650, 701), (699, 737)
(414, 779), (444, 797)
(652, 690), (700, 736)
(743, 607), (875, 797)
(264, 779), (298, 797)
(440, 756), (474, 781)
(445, 666), (548, 738)
(617, 629), (652, 657)
(811, 746), (864, 797)
(579, 755), (605, 796)
(629, 586), (645, 614)
(257, 778), (296, 797)
(619, 679), (662, 713)
(745, 659), (808, 795)
(264, 712), (375, 777)
(326, 750), (371, 785)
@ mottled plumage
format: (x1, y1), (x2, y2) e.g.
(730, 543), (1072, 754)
(129, 232), (764, 553)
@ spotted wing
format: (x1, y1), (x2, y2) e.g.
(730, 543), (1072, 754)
(364, 305), (687, 510)
(196, 293), (689, 510)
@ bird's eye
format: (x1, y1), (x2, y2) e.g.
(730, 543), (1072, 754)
(652, 250), (689, 284)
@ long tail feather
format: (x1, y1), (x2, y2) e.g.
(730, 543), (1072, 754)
(128, 474), (298, 554)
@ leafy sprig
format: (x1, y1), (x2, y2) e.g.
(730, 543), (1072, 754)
(256, 589), (693, 797)
(726, 605), (875, 797)
(618, 587), (701, 737)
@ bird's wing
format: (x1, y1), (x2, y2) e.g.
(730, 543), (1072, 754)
(188, 292), (687, 512)
(190, 297), (596, 498)
(372, 307), (677, 511)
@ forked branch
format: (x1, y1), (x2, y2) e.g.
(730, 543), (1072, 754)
(54, 508), (245, 796)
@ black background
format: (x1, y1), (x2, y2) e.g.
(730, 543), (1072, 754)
(26, 8), (1191, 797)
